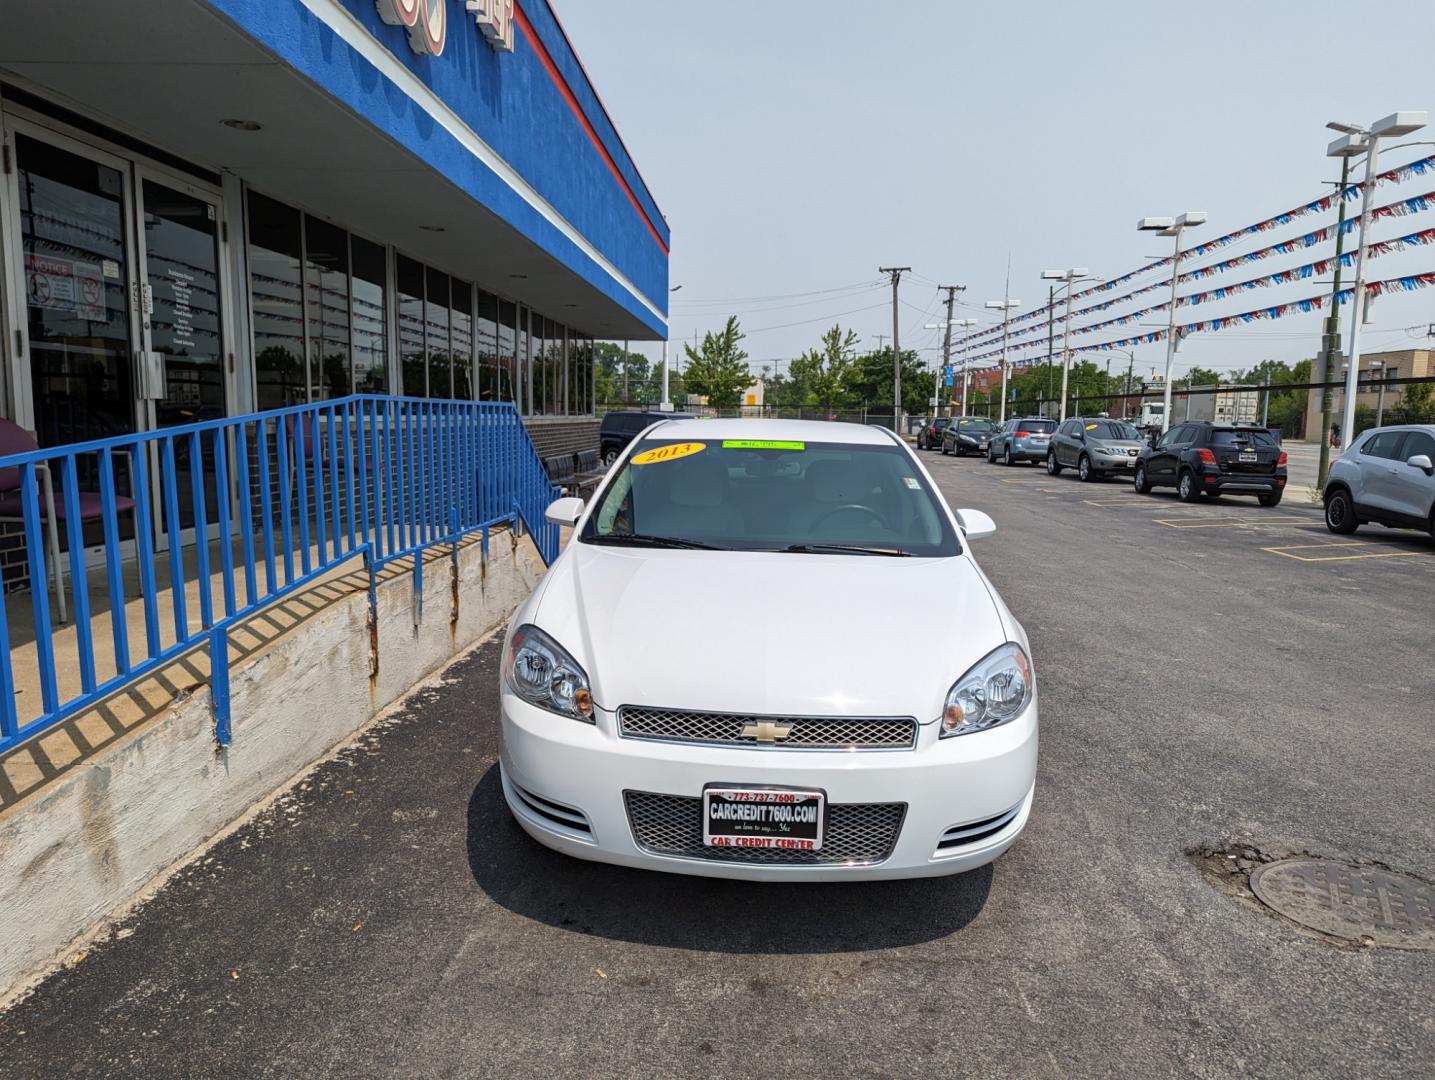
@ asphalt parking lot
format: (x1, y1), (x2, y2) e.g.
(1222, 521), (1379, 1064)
(1, 449), (1431, 1079)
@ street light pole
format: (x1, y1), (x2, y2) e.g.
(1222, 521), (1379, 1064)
(985, 296), (1020, 424)
(1041, 268), (1093, 421)
(1338, 112), (1428, 446)
(1138, 213), (1208, 432)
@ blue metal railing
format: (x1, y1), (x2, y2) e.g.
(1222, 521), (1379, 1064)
(0, 395), (561, 754)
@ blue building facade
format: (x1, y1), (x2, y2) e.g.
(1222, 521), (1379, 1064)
(0, 0), (666, 457)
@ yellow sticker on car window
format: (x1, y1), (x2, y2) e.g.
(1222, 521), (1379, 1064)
(631, 441), (706, 465)
(720, 440), (805, 451)
(1085, 423), (1099, 430)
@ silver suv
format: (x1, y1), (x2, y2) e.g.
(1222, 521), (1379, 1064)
(1324, 424), (1435, 537)
(1046, 417), (1145, 481)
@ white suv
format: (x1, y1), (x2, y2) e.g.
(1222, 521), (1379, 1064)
(1325, 424), (1435, 537)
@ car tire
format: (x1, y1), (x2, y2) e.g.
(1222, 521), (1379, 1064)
(1259, 491), (1283, 508)
(1078, 454), (1093, 482)
(1323, 488), (1359, 533)
(987, 446), (997, 464)
(602, 447), (619, 467)
(1004, 446), (1015, 466)
(1046, 452), (1063, 476)
(1133, 463), (1151, 494)
(1177, 469), (1199, 502)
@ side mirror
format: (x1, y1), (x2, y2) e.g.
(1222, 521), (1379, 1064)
(1408, 453), (1434, 473)
(955, 508), (996, 541)
(544, 496), (585, 527)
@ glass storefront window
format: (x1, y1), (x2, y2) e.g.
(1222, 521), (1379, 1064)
(425, 266), (450, 399)
(351, 235), (387, 394)
(452, 279), (473, 401)
(516, 306), (531, 413)
(247, 192), (305, 410)
(475, 290), (500, 401)
(497, 300), (517, 406)
(397, 255), (425, 397)
(304, 215), (350, 400)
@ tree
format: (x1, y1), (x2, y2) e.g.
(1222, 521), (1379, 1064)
(789, 324), (858, 408)
(683, 316), (751, 407)
(1183, 366), (1223, 387)
(594, 341), (649, 405)
(841, 348), (928, 412)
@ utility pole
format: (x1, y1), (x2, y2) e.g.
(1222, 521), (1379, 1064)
(939, 285), (965, 416)
(1317, 153), (1353, 490)
(1125, 355), (1135, 420)
(879, 267), (910, 433)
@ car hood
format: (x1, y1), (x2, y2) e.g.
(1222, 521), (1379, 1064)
(533, 544), (1008, 724)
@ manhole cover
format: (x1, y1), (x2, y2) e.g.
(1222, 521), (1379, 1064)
(1250, 858), (1435, 949)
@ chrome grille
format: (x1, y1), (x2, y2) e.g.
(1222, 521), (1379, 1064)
(624, 791), (905, 866)
(618, 706), (917, 750)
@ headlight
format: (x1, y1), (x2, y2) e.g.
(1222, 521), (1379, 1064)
(940, 643), (1033, 738)
(504, 624), (595, 722)
(959, 435), (976, 444)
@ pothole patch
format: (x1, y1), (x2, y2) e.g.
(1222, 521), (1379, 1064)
(1250, 858), (1435, 951)
(1188, 841), (1435, 950)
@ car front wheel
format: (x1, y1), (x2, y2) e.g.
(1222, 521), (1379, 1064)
(1078, 454), (1093, 482)
(1134, 463), (1151, 494)
(602, 447), (619, 467)
(1324, 489), (1358, 534)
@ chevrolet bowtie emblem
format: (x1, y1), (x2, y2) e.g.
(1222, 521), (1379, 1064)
(741, 720), (794, 743)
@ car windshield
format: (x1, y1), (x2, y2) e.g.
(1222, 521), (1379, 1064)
(580, 437), (960, 556)
(1086, 421), (1140, 440)
(956, 418), (994, 432)
(1017, 420), (1056, 433)
(1211, 429), (1277, 449)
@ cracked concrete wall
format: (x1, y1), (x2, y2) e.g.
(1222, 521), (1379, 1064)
(0, 528), (547, 999)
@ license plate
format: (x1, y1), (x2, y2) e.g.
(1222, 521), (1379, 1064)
(978, 442), (988, 449)
(703, 786), (824, 851)
(1239, 450), (1258, 463)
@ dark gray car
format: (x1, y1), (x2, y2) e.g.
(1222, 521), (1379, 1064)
(987, 417), (1056, 465)
(1046, 418), (1145, 481)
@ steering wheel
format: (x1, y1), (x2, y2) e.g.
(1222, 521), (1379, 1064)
(809, 504), (885, 532)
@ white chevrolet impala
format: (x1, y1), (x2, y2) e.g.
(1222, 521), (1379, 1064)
(498, 419), (1037, 880)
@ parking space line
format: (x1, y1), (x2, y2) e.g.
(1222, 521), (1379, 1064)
(1262, 540), (1429, 563)
(1152, 516), (1317, 529)
(1083, 498), (1146, 507)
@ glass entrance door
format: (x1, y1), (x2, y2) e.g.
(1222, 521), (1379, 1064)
(12, 131), (141, 447)
(136, 178), (227, 428)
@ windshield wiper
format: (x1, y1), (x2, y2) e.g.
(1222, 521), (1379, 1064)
(591, 533), (723, 550)
(780, 543), (911, 557)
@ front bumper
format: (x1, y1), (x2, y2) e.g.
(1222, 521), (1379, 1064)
(1093, 453), (1138, 472)
(497, 690), (1038, 881)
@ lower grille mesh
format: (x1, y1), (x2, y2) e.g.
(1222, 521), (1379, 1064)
(624, 791), (905, 866)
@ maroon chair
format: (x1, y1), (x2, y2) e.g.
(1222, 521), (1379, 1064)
(0, 418), (136, 624)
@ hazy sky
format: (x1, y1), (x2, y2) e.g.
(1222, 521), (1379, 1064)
(559, 1), (1435, 383)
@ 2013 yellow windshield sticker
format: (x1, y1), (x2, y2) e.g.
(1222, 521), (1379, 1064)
(631, 442), (706, 465)
(1085, 423), (1100, 430)
(720, 440), (806, 451)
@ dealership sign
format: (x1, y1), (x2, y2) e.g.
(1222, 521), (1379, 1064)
(376, 0), (514, 58)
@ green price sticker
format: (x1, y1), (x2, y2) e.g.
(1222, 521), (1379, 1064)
(721, 439), (806, 451)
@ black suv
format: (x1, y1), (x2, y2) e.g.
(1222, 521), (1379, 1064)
(916, 416), (950, 450)
(1134, 421), (1287, 505)
(599, 410), (695, 465)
